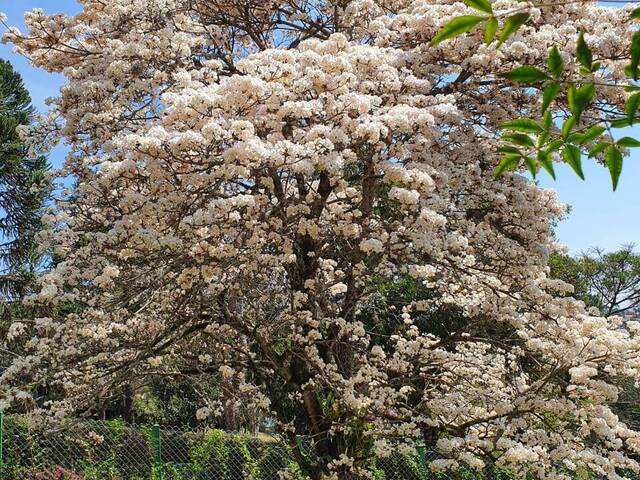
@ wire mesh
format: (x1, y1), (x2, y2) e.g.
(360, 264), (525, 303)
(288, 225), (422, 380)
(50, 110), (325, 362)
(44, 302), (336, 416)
(0, 415), (470, 480)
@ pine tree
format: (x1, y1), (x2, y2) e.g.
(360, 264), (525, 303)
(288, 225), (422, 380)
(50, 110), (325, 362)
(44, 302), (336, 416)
(0, 59), (48, 299)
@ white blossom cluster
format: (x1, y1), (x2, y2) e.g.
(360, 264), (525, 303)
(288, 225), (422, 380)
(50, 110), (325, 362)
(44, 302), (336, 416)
(2, 0), (640, 478)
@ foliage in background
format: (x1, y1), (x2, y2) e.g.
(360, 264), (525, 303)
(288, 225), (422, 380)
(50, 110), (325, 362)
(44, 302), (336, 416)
(0, 59), (48, 299)
(549, 245), (640, 316)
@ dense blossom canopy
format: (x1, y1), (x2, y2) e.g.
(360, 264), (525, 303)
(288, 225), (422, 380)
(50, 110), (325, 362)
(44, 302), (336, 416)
(2, 1), (640, 478)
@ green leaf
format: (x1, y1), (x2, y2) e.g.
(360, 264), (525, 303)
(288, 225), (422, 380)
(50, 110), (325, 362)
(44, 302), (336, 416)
(495, 154), (521, 177)
(588, 141), (609, 158)
(484, 17), (499, 44)
(567, 83), (595, 123)
(497, 12), (530, 46)
(498, 119), (543, 133)
(547, 46), (564, 78)
(542, 82), (561, 113)
(578, 125), (606, 145)
(562, 144), (584, 180)
(501, 66), (549, 83)
(432, 15), (488, 44)
(626, 92), (640, 126)
(611, 117), (638, 128)
(605, 145), (623, 190)
(497, 145), (522, 154)
(576, 31), (593, 71)
(537, 150), (556, 180)
(617, 136), (640, 147)
(523, 156), (538, 177)
(625, 64), (636, 78)
(465, 0), (493, 14)
(577, 83), (595, 101)
(567, 132), (584, 144)
(567, 83), (576, 110)
(562, 117), (576, 139)
(543, 111), (552, 130)
(575, 84), (595, 121)
(631, 31), (640, 80)
(502, 133), (535, 147)
(546, 139), (564, 153)
(537, 131), (549, 147)
(632, 7), (640, 20)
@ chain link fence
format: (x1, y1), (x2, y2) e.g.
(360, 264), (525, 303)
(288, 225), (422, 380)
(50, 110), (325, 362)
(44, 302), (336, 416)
(0, 413), (497, 480)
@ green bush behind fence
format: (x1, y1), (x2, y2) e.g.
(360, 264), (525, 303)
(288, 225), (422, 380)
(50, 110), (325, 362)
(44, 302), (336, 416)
(0, 412), (506, 480)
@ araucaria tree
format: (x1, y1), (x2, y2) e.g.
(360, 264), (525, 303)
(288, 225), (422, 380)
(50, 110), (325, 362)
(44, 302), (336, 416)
(5, 1), (640, 478)
(0, 59), (48, 298)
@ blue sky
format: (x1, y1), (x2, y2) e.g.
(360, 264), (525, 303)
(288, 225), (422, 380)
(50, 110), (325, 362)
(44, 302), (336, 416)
(0, 1), (80, 111)
(0, 0), (81, 198)
(1, 0), (639, 254)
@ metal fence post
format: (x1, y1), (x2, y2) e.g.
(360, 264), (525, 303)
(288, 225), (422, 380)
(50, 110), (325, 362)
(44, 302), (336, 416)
(151, 423), (162, 480)
(416, 445), (429, 480)
(0, 411), (4, 479)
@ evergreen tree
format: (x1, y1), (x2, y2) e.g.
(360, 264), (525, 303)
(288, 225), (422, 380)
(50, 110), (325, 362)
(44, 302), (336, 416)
(0, 59), (48, 299)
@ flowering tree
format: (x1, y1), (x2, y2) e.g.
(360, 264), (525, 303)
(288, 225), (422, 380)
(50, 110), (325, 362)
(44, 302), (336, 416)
(4, 1), (640, 478)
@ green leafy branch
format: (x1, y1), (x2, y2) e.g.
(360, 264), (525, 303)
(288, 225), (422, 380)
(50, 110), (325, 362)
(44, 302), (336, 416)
(432, 0), (530, 46)
(432, 0), (640, 190)
(497, 29), (640, 190)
